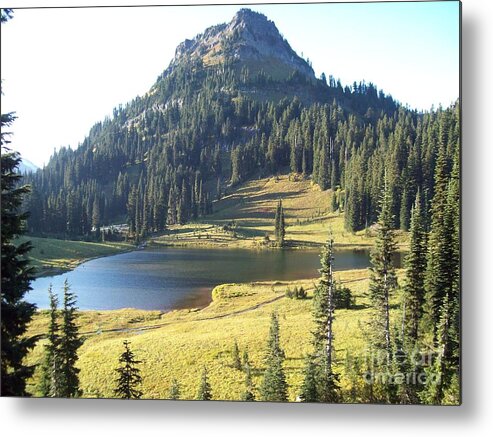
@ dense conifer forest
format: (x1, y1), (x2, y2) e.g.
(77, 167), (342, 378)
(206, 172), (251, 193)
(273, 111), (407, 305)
(23, 9), (459, 241)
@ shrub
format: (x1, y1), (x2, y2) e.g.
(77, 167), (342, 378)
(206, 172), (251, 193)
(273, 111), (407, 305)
(334, 286), (354, 309)
(296, 286), (307, 299)
(286, 286), (307, 300)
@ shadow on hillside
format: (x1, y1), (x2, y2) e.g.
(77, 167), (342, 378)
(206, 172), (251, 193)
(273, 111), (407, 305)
(238, 227), (267, 238)
(285, 240), (323, 248)
(236, 190), (302, 204)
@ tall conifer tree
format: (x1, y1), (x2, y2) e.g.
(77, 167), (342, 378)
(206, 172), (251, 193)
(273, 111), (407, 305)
(1, 112), (37, 396)
(168, 378), (181, 400)
(422, 147), (460, 404)
(39, 286), (63, 397)
(260, 312), (288, 402)
(317, 236), (339, 401)
(423, 138), (455, 342)
(274, 199), (286, 247)
(368, 173), (397, 363)
(242, 350), (255, 401)
(403, 191), (427, 345)
(302, 235), (339, 402)
(367, 173), (399, 402)
(59, 280), (83, 397)
(114, 340), (143, 399)
(196, 366), (212, 401)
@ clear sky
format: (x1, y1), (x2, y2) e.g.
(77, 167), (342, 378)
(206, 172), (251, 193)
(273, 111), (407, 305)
(1, 1), (460, 167)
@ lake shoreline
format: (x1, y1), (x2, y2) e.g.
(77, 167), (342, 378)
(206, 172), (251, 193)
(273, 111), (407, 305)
(23, 236), (137, 279)
(29, 235), (370, 280)
(29, 233), (321, 280)
(29, 270), (374, 335)
(32, 245), (138, 279)
(29, 246), (382, 311)
(32, 239), (391, 281)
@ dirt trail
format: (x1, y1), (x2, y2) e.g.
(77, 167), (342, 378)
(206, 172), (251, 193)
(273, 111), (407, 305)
(79, 276), (368, 337)
(80, 294), (286, 337)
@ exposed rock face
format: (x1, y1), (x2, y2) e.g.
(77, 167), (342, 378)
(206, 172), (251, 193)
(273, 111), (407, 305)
(170, 8), (315, 79)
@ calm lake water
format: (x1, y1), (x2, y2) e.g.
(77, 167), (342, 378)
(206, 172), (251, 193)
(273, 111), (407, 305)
(28, 247), (403, 311)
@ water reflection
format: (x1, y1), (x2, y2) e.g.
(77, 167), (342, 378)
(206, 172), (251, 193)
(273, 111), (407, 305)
(28, 247), (403, 311)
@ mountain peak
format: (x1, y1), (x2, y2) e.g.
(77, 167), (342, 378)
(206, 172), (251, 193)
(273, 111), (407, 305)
(231, 8), (271, 28)
(169, 9), (315, 80)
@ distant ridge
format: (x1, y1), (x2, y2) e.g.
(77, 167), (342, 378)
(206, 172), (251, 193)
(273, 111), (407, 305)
(18, 157), (39, 174)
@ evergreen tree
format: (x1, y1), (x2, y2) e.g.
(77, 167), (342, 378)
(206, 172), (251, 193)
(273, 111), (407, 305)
(443, 148), (460, 403)
(423, 139), (455, 342)
(232, 339), (242, 370)
(274, 199), (286, 247)
(114, 340), (143, 399)
(403, 191), (427, 345)
(196, 366), (212, 401)
(92, 197), (100, 231)
(59, 280), (84, 397)
(344, 160), (364, 232)
(301, 147), (308, 177)
(399, 186), (411, 231)
(168, 378), (181, 400)
(422, 149), (460, 405)
(39, 286), (62, 397)
(230, 147), (241, 186)
(420, 294), (453, 404)
(368, 174), (397, 362)
(260, 312), (288, 402)
(309, 235), (339, 402)
(343, 351), (363, 403)
(318, 143), (329, 190)
(299, 355), (318, 402)
(242, 350), (255, 401)
(390, 327), (416, 404)
(367, 173), (398, 402)
(1, 112), (37, 396)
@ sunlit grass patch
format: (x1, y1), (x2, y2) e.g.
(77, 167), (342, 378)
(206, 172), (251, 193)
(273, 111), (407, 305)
(18, 236), (133, 276)
(25, 268), (406, 401)
(153, 174), (409, 250)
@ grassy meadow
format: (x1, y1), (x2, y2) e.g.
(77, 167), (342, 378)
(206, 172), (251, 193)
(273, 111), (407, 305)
(153, 174), (409, 250)
(25, 268), (406, 400)
(19, 236), (133, 277)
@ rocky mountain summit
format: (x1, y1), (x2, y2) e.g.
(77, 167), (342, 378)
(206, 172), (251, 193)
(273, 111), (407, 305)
(170, 9), (315, 80)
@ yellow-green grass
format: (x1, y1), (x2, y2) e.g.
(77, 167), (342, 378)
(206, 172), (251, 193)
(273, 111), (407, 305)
(153, 174), (409, 250)
(25, 268), (406, 400)
(18, 236), (134, 277)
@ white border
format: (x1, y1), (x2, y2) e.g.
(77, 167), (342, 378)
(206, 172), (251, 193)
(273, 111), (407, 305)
(2, 0), (492, 436)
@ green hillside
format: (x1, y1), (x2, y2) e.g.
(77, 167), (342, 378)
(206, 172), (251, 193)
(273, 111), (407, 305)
(154, 173), (409, 249)
(19, 236), (133, 277)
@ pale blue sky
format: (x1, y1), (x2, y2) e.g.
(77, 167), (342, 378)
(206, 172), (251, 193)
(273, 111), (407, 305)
(1, 1), (460, 167)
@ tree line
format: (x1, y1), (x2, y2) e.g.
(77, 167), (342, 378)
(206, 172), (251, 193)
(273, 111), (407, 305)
(22, 47), (457, 241)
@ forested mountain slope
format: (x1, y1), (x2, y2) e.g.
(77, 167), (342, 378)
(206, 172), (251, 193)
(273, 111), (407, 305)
(25, 9), (459, 239)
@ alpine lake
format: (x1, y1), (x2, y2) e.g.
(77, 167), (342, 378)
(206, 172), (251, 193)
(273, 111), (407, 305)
(28, 247), (404, 311)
